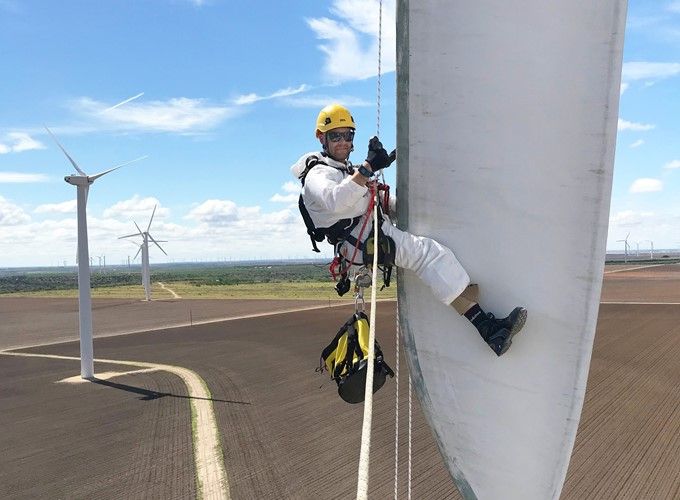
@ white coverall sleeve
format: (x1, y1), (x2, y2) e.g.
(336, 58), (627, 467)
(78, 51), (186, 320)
(304, 168), (367, 216)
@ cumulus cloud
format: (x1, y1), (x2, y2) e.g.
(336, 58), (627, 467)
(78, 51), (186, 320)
(103, 195), (169, 220)
(270, 181), (301, 203)
(622, 62), (680, 81)
(0, 196), (30, 225)
(283, 94), (373, 108)
(664, 159), (680, 169)
(72, 96), (239, 133)
(234, 85), (310, 105)
(0, 132), (45, 154)
(0, 172), (49, 183)
(618, 119), (655, 131)
(0, 195), (328, 266)
(629, 178), (663, 193)
(34, 200), (77, 214)
(307, 0), (396, 83)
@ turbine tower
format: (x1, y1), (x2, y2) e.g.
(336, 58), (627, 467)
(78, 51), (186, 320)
(46, 126), (146, 379)
(616, 232), (631, 263)
(119, 205), (167, 301)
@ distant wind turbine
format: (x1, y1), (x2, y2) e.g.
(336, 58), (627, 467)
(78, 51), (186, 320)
(119, 205), (167, 301)
(616, 232), (631, 263)
(643, 240), (654, 260)
(46, 126), (146, 379)
(103, 92), (144, 112)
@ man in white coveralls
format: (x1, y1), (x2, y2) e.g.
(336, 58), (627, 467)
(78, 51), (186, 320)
(292, 104), (527, 356)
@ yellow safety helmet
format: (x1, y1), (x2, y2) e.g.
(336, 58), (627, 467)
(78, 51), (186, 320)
(315, 104), (356, 134)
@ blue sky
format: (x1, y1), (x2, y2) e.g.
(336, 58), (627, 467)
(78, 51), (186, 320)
(0, 0), (678, 267)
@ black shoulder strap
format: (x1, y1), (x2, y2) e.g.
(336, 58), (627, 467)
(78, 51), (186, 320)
(299, 155), (326, 186)
(299, 194), (324, 252)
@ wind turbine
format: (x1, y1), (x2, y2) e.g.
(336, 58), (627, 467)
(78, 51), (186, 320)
(119, 205), (167, 301)
(46, 126), (146, 379)
(643, 240), (654, 260)
(616, 232), (631, 263)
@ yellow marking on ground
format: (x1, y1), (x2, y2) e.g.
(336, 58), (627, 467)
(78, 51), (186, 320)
(0, 351), (230, 500)
(600, 301), (680, 305)
(157, 282), (182, 299)
(57, 368), (160, 384)
(604, 264), (667, 274)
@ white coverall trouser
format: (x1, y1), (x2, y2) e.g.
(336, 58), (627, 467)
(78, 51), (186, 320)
(339, 215), (470, 305)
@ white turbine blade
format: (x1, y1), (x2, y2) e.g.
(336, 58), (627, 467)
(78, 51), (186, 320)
(134, 221), (144, 235)
(133, 246), (142, 261)
(119, 233), (141, 239)
(146, 204), (157, 233)
(148, 233), (168, 256)
(103, 92), (144, 112)
(44, 126), (87, 176)
(89, 155), (148, 181)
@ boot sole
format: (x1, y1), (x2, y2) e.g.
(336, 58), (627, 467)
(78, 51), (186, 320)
(499, 307), (527, 356)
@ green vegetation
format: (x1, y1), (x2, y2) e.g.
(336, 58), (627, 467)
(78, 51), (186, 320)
(0, 262), (397, 300)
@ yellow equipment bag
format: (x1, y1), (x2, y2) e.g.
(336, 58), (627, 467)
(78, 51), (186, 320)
(319, 311), (394, 404)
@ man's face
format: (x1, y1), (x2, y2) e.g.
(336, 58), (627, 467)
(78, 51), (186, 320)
(320, 127), (355, 161)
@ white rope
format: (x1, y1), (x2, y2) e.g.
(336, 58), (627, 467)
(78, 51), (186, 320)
(393, 299), (400, 499)
(376, 0), (382, 138)
(356, 3), (385, 499)
(408, 375), (413, 500)
(356, 187), (381, 500)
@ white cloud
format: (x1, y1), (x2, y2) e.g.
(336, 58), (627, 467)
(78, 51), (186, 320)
(664, 159), (680, 169)
(234, 84), (310, 105)
(103, 195), (169, 220)
(270, 193), (299, 203)
(73, 96), (239, 133)
(34, 200), (77, 214)
(0, 196), (30, 225)
(629, 178), (663, 193)
(668, 2), (680, 14)
(622, 62), (680, 81)
(0, 172), (49, 183)
(629, 139), (644, 148)
(307, 0), (396, 83)
(270, 181), (301, 203)
(0, 132), (45, 154)
(0, 196), (332, 266)
(281, 181), (300, 193)
(618, 119), (655, 131)
(283, 94), (373, 108)
(620, 82), (629, 95)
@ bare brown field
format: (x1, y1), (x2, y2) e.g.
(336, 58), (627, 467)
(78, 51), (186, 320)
(0, 267), (678, 499)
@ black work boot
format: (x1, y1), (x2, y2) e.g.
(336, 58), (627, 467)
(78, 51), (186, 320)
(477, 307), (527, 356)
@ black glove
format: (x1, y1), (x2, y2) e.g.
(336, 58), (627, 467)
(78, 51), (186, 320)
(365, 136), (395, 171)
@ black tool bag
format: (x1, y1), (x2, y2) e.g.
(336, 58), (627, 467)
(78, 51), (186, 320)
(319, 311), (394, 404)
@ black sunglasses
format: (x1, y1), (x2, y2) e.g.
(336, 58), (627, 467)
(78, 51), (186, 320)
(327, 130), (355, 142)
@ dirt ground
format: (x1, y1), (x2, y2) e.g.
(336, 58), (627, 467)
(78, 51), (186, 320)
(1, 266), (679, 499)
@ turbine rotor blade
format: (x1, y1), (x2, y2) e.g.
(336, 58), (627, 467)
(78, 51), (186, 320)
(134, 221), (144, 235)
(103, 92), (144, 112)
(134, 246), (142, 261)
(45, 126), (87, 176)
(148, 233), (168, 256)
(119, 233), (141, 239)
(146, 204), (157, 233)
(89, 156), (147, 182)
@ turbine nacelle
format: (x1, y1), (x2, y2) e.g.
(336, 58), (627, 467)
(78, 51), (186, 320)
(64, 175), (92, 186)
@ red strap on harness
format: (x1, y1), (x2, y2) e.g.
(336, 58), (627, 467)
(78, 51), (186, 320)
(329, 182), (385, 280)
